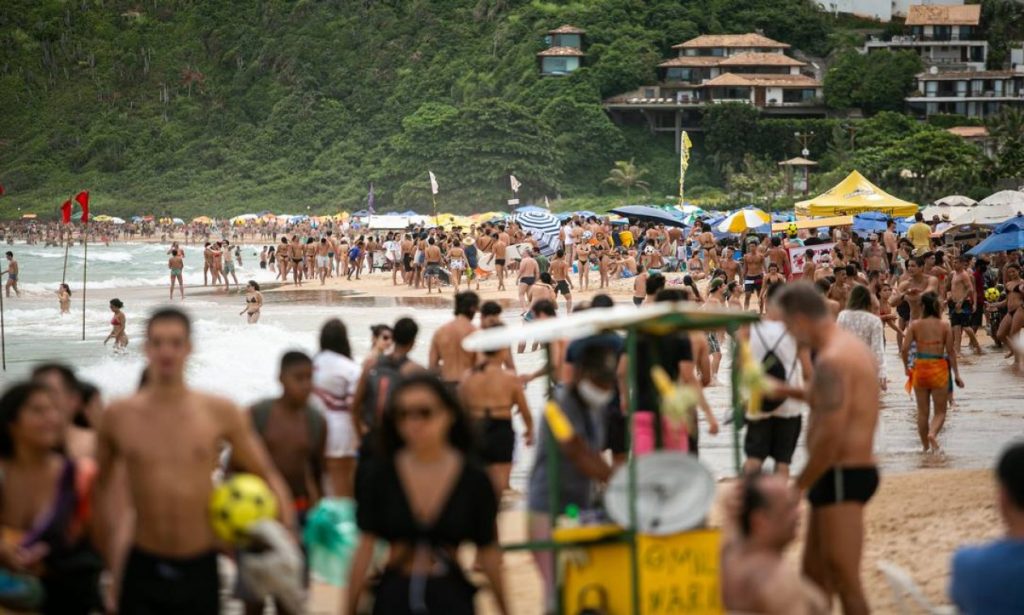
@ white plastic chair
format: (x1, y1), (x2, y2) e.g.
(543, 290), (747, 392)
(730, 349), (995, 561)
(877, 560), (957, 615)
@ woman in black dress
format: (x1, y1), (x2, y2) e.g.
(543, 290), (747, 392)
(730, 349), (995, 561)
(347, 374), (507, 615)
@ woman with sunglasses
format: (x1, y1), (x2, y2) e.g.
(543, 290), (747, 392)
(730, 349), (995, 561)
(347, 375), (506, 615)
(367, 324), (394, 364)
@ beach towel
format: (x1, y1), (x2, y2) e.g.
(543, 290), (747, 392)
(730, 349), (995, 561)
(906, 353), (951, 393)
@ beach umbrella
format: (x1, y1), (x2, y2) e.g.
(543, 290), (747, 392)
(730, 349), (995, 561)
(934, 195), (977, 208)
(716, 207), (770, 234)
(93, 214), (114, 222)
(572, 210), (601, 219)
(131, 216), (144, 223)
(950, 200), (1024, 226)
(609, 205), (687, 228)
(514, 205), (548, 215)
(230, 213), (259, 225)
(192, 216), (213, 224)
(514, 210), (561, 256)
(172, 218), (185, 225)
(675, 204), (705, 226)
(978, 190), (1024, 208)
(967, 216), (1024, 255)
(109, 217), (126, 225)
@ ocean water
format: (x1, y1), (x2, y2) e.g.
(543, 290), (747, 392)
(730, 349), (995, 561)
(0, 241), (1021, 483)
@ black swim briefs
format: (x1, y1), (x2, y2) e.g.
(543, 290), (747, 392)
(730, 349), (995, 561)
(807, 466), (879, 508)
(519, 276), (535, 286)
(120, 547), (219, 615)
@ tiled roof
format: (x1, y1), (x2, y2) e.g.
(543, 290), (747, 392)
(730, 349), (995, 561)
(779, 157), (819, 166)
(673, 33), (789, 49)
(703, 72), (820, 87)
(537, 46), (586, 57)
(718, 52), (805, 67)
(905, 5), (981, 26)
(548, 24), (585, 34)
(917, 70), (1022, 80)
(657, 56), (724, 68)
(947, 126), (989, 138)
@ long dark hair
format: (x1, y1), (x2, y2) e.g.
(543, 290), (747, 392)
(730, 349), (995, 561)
(922, 291), (941, 319)
(0, 383), (51, 459)
(376, 374), (474, 458)
(846, 284), (873, 312)
(319, 318), (352, 358)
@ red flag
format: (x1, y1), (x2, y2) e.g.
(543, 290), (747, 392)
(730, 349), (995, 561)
(75, 191), (89, 223)
(0, 184), (5, 196)
(60, 199), (72, 224)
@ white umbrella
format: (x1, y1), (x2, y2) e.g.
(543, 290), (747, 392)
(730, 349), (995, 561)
(717, 208), (770, 234)
(950, 202), (1024, 226)
(934, 195), (977, 207)
(978, 190), (1024, 208)
(109, 217), (126, 225)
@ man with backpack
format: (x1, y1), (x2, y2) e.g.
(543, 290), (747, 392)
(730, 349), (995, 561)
(351, 317), (424, 453)
(743, 283), (812, 478)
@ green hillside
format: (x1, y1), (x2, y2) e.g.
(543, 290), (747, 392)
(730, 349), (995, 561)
(1, 0), (1019, 219)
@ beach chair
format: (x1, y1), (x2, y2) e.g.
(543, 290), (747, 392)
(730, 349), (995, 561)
(876, 560), (957, 615)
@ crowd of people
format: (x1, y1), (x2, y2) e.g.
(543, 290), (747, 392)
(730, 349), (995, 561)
(0, 208), (1022, 614)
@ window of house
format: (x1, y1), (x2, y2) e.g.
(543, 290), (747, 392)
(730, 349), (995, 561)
(782, 89), (816, 103)
(542, 57), (569, 74)
(556, 34), (581, 49)
(665, 67), (693, 82)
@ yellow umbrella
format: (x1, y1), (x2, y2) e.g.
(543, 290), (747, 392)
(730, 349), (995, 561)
(93, 214), (114, 222)
(192, 216), (213, 224)
(716, 208), (770, 234)
(333, 212), (349, 221)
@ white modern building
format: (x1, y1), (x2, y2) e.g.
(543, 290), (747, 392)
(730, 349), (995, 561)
(864, 4), (986, 71)
(907, 69), (1024, 118)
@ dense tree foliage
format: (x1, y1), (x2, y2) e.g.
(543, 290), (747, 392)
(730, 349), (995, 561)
(824, 49), (922, 115)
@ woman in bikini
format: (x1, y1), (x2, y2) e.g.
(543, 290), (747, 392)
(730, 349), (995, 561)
(576, 240), (592, 291)
(239, 281), (263, 324)
(0, 383), (104, 615)
(56, 283), (71, 315)
(447, 243), (466, 293)
(168, 249), (184, 300)
(103, 299), (128, 350)
(901, 292), (964, 453)
(458, 341), (533, 497)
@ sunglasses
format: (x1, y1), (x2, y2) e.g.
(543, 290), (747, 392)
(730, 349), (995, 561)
(396, 406), (442, 422)
(380, 336), (393, 342)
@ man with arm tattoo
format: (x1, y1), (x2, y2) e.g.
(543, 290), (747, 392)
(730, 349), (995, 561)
(773, 282), (881, 615)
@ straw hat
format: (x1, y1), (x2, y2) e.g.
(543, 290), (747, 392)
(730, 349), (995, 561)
(462, 236), (476, 247)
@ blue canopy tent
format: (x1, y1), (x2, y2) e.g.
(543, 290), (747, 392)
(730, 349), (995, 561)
(609, 205), (687, 228)
(400, 210), (419, 217)
(851, 212), (911, 236)
(966, 216), (1024, 256)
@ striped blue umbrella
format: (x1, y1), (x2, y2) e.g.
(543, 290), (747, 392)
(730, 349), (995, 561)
(514, 210), (562, 256)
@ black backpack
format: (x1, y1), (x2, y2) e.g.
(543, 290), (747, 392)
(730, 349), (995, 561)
(361, 354), (409, 429)
(250, 399), (325, 478)
(754, 326), (798, 413)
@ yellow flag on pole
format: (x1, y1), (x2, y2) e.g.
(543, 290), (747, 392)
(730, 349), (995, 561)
(679, 131), (692, 206)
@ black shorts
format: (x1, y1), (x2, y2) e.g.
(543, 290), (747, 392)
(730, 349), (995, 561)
(744, 415), (802, 465)
(425, 263), (441, 277)
(633, 296), (644, 306)
(948, 301), (973, 327)
(972, 304), (985, 329)
(402, 254), (412, 272)
(604, 406), (626, 455)
(807, 466), (879, 508)
(477, 416), (514, 464)
(555, 280), (571, 296)
(744, 275), (763, 293)
(897, 300), (911, 322)
(120, 547), (219, 615)
(495, 259), (506, 267)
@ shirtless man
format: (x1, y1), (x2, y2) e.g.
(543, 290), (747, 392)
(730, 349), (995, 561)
(549, 249), (573, 313)
(518, 248), (540, 313)
(202, 242), (215, 286)
(493, 234), (508, 291)
(722, 475), (827, 615)
(316, 237), (330, 285)
(289, 235), (304, 285)
(479, 301), (517, 373)
(828, 265), (853, 309)
(423, 238), (443, 294)
(949, 256), (982, 355)
(760, 262), (787, 308)
(400, 233), (414, 285)
(429, 291), (479, 395)
(96, 309), (293, 614)
(775, 283), (880, 615)
(721, 246), (740, 284)
(863, 234), (886, 274)
(882, 220), (899, 273)
(802, 249), (818, 282)
(222, 241), (239, 290)
(890, 257), (939, 322)
(168, 249), (185, 300)
(766, 237), (790, 280)
(836, 232), (860, 266)
(742, 241), (765, 311)
(351, 317), (425, 446)
(4, 251), (20, 298)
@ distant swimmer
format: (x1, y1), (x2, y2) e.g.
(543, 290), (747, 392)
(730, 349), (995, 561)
(57, 282), (71, 314)
(5, 251), (20, 298)
(169, 248), (185, 300)
(104, 299), (128, 351)
(775, 282), (880, 615)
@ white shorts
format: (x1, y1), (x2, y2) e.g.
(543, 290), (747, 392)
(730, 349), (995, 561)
(316, 255), (329, 268)
(324, 410), (358, 458)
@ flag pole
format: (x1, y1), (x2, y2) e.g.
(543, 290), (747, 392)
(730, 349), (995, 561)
(81, 220), (88, 341)
(432, 194), (438, 227)
(61, 194), (72, 285)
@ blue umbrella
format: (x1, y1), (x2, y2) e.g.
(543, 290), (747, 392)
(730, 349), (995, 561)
(514, 210), (561, 256)
(852, 212), (912, 236)
(967, 216), (1024, 256)
(609, 205), (687, 228)
(400, 210), (418, 217)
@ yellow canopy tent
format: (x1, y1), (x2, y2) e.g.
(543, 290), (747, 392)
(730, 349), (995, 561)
(796, 171), (918, 217)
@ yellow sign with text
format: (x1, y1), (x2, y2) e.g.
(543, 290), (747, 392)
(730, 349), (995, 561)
(562, 529), (723, 614)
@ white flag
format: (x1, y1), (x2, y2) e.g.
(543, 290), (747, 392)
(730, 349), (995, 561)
(428, 171), (439, 195)
(510, 175), (521, 193)
(544, 195), (550, 209)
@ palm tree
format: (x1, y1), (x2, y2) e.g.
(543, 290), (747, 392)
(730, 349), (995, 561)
(987, 108), (1024, 179)
(603, 158), (650, 199)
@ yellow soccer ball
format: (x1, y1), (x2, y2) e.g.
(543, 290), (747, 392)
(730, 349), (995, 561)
(985, 287), (1000, 302)
(209, 473), (278, 545)
(787, 222), (798, 236)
